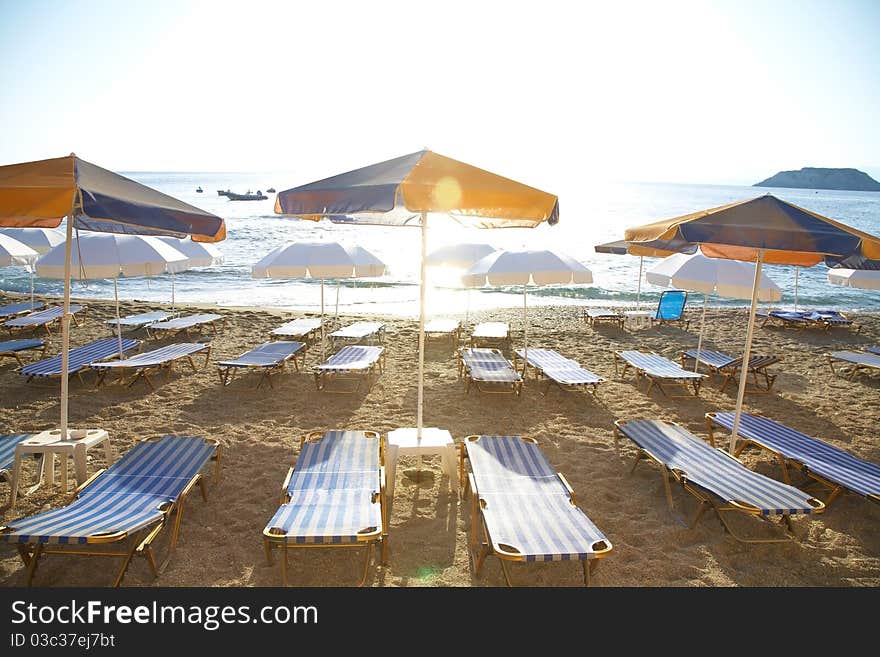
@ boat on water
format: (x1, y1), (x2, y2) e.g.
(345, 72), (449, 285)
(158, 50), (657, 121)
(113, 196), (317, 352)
(196, 186), (203, 193)
(266, 187), (276, 193)
(217, 189), (231, 197)
(226, 190), (268, 201)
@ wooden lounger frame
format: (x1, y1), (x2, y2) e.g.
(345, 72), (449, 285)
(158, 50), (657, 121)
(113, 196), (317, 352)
(613, 352), (704, 398)
(94, 345), (212, 390)
(313, 349), (385, 394)
(458, 349), (522, 396)
(217, 345), (306, 388)
(826, 352), (880, 381)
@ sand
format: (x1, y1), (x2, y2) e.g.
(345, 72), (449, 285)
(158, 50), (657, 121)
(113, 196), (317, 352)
(1, 291), (878, 588)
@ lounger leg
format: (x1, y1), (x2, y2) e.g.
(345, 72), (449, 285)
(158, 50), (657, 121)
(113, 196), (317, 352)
(582, 560), (596, 587)
(198, 477), (208, 502)
(263, 538), (274, 565)
(689, 501), (710, 529)
(280, 546), (289, 586)
(662, 471), (675, 511)
(499, 559), (514, 587)
(24, 543), (42, 585)
(111, 536), (146, 587)
(357, 544), (373, 587)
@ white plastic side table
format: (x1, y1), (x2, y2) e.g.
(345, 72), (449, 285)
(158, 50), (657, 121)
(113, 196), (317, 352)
(386, 427), (459, 498)
(624, 310), (652, 330)
(8, 428), (112, 507)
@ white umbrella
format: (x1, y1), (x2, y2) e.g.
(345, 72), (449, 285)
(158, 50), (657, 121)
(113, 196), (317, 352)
(37, 233), (189, 355)
(0, 227), (66, 254)
(427, 242), (497, 323)
(156, 236), (225, 308)
(252, 240), (387, 358)
(0, 233), (40, 306)
(827, 267), (880, 290)
(646, 250), (781, 371)
(462, 249), (593, 364)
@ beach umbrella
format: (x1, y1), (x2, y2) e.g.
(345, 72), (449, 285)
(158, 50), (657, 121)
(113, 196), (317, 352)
(594, 239), (676, 309)
(252, 240), (387, 358)
(0, 233), (40, 306)
(37, 233), (189, 356)
(156, 236), (225, 308)
(625, 193), (880, 451)
(426, 242), (497, 322)
(646, 249), (782, 370)
(0, 154), (225, 436)
(0, 227), (65, 254)
(461, 248), (592, 365)
(275, 149), (558, 439)
(827, 267), (880, 290)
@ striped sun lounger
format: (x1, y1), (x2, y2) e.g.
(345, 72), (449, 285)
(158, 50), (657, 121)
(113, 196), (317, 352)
(424, 319), (461, 349)
(461, 435), (612, 586)
(313, 345), (385, 392)
(706, 412), (880, 508)
(0, 434), (221, 586)
(1, 434), (34, 485)
(614, 350), (706, 397)
(458, 348), (522, 396)
(0, 338), (47, 366)
(757, 310), (810, 328)
(4, 304), (84, 336)
(145, 313), (225, 338)
(613, 419), (825, 542)
(826, 350), (880, 381)
(270, 318), (323, 342)
(262, 430), (386, 586)
(0, 301), (45, 319)
(867, 346), (880, 356)
(329, 321), (385, 346)
(680, 349), (782, 393)
(514, 348), (605, 395)
(106, 310), (171, 329)
(19, 337), (139, 383)
(470, 322), (510, 348)
(803, 310), (860, 332)
(90, 342), (211, 390)
(583, 308), (624, 328)
(217, 341), (305, 388)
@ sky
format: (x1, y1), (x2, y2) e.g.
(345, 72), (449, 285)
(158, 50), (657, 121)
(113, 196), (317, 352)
(1, 0), (879, 190)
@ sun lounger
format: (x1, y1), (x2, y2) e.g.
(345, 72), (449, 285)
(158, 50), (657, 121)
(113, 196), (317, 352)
(0, 338), (47, 365)
(680, 349), (782, 393)
(866, 346), (880, 356)
(217, 341), (305, 388)
(313, 345), (385, 392)
(826, 350), (880, 381)
(90, 342), (211, 390)
(105, 310), (172, 330)
(145, 313), (225, 338)
(583, 308), (624, 328)
(4, 304), (85, 336)
(803, 310), (860, 332)
(0, 301), (45, 319)
(614, 350), (706, 397)
(650, 290), (689, 329)
(328, 321), (385, 346)
(19, 337), (139, 383)
(757, 310), (809, 328)
(461, 435), (612, 586)
(458, 348), (522, 396)
(0, 434), (221, 586)
(1, 434), (34, 487)
(262, 430), (387, 586)
(270, 317), (323, 342)
(706, 412), (880, 507)
(514, 348), (605, 395)
(613, 418), (825, 542)
(470, 322), (510, 349)
(424, 318), (461, 349)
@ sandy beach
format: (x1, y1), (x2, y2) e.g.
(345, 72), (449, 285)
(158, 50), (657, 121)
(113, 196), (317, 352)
(1, 291), (878, 588)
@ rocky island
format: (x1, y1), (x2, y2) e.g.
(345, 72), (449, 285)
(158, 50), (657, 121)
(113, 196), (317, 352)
(755, 167), (880, 192)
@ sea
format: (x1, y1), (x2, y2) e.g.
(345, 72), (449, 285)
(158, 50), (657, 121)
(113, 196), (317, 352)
(2, 172), (878, 317)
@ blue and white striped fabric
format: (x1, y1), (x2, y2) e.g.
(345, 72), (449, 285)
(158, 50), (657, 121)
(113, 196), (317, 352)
(266, 431), (382, 544)
(315, 346), (383, 372)
(618, 351), (706, 380)
(90, 342), (207, 372)
(682, 349), (780, 372)
(466, 436), (609, 561)
(616, 419), (820, 516)
(805, 310), (853, 326)
(828, 351), (880, 369)
(271, 318), (322, 338)
(0, 338), (44, 356)
(1, 435), (216, 545)
(867, 346), (880, 356)
(105, 311), (170, 327)
(217, 341), (303, 368)
(515, 348), (604, 386)
(4, 304), (83, 329)
(708, 412), (880, 501)
(0, 301), (44, 318)
(460, 349), (521, 384)
(147, 313), (222, 332)
(20, 338), (139, 378)
(0, 434), (34, 477)
(329, 321), (384, 340)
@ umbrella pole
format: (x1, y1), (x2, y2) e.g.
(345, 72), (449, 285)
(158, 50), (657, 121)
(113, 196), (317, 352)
(320, 279), (325, 361)
(694, 293), (707, 372)
(465, 288), (470, 325)
(637, 256), (643, 310)
(60, 215), (74, 438)
(335, 280), (340, 321)
(793, 266), (799, 311)
(417, 212), (427, 440)
(29, 265), (35, 307)
(522, 284), (528, 374)
(171, 271), (175, 310)
(729, 249), (764, 453)
(114, 278), (123, 357)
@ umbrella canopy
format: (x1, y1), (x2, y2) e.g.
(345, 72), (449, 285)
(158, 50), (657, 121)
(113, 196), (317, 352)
(462, 249), (592, 361)
(275, 150), (558, 438)
(0, 154), (226, 436)
(827, 268), (880, 290)
(426, 242), (497, 269)
(625, 193), (880, 452)
(156, 236), (225, 268)
(0, 233), (40, 306)
(0, 227), (65, 254)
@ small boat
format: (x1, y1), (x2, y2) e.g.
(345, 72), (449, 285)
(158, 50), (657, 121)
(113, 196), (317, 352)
(226, 190), (268, 201)
(217, 189), (231, 197)
(266, 187), (276, 193)
(196, 186), (203, 193)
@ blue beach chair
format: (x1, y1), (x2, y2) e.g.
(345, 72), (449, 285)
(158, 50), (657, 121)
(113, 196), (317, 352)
(19, 337), (139, 383)
(825, 350), (880, 381)
(867, 346), (880, 356)
(217, 341), (305, 388)
(613, 419), (824, 542)
(514, 348), (605, 395)
(0, 301), (45, 319)
(0, 338), (47, 365)
(614, 350), (707, 397)
(458, 348), (523, 395)
(0, 434), (221, 586)
(106, 310), (172, 330)
(650, 290), (689, 329)
(90, 342), (211, 390)
(1, 434), (35, 486)
(461, 435), (612, 586)
(4, 304), (85, 336)
(262, 430), (387, 586)
(706, 412), (880, 507)
(680, 348), (783, 393)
